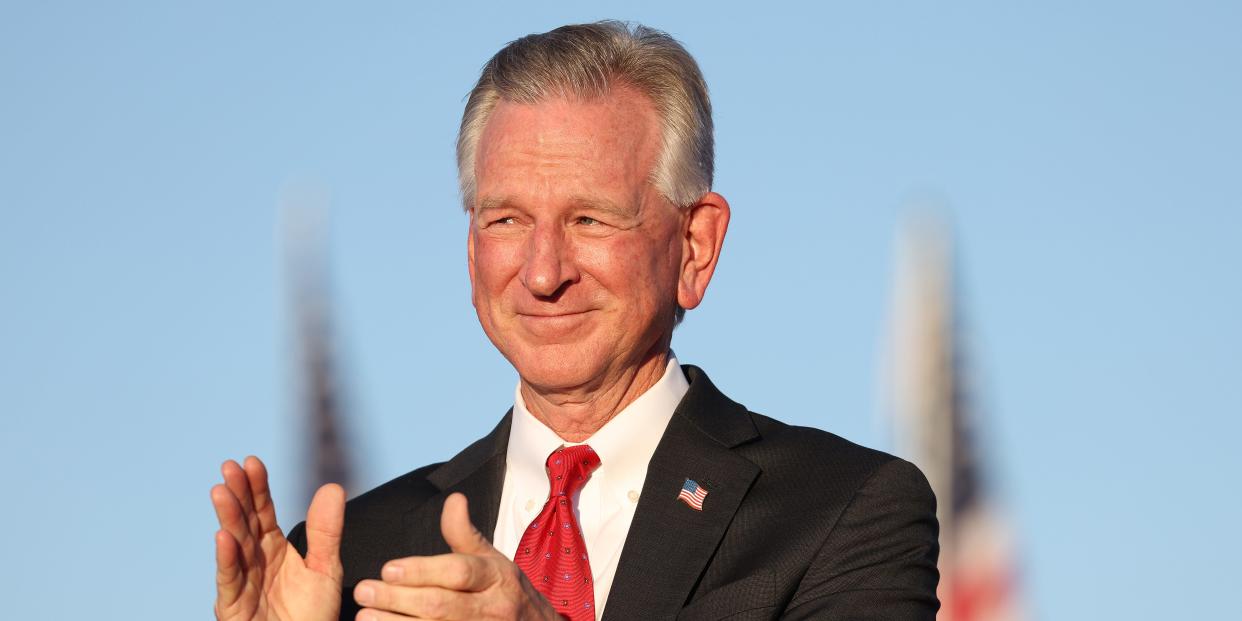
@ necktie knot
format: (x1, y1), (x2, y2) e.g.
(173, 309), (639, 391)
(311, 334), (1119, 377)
(545, 444), (600, 497)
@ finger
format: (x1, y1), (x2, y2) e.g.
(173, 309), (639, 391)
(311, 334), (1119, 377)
(380, 553), (492, 591)
(221, 459), (256, 515)
(305, 483), (345, 576)
(355, 608), (432, 621)
(242, 455), (280, 536)
(222, 459), (262, 541)
(440, 493), (498, 558)
(354, 581), (477, 620)
(214, 529), (243, 607)
(211, 483), (252, 546)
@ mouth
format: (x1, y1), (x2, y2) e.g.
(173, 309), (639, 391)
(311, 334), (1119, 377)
(517, 310), (592, 319)
(515, 309), (595, 336)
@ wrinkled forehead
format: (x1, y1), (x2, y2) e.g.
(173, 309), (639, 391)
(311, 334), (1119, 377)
(474, 90), (664, 195)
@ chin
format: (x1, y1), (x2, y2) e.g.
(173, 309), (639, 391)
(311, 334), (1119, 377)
(506, 341), (609, 391)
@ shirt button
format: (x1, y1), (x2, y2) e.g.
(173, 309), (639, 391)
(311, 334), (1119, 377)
(627, 490), (639, 503)
(525, 499), (535, 512)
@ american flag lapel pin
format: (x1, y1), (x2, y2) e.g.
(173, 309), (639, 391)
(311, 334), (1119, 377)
(677, 478), (708, 511)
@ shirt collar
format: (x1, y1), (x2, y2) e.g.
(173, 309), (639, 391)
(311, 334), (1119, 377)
(508, 353), (690, 494)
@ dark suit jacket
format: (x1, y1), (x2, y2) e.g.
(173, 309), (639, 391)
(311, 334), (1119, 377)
(289, 366), (940, 620)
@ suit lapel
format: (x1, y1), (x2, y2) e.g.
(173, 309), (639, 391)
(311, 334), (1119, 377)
(403, 412), (512, 552)
(602, 367), (760, 620)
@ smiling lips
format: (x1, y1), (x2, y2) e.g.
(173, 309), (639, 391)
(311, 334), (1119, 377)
(515, 309), (595, 337)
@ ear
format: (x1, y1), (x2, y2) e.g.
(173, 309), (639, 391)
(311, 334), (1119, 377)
(677, 192), (731, 311)
(466, 211), (478, 293)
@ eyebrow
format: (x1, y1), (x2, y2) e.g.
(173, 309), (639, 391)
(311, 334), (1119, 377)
(475, 196), (637, 218)
(476, 197), (509, 214)
(570, 196), (635, 218)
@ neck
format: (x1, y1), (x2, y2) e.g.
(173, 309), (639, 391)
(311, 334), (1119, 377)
(520, 350), (671, 442)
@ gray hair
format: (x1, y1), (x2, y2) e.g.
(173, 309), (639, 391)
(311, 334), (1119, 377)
(456, 20), (714, 212)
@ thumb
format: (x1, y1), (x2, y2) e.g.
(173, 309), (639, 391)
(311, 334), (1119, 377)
(440, 492), (498, 557)
(304, 483), (345, 577)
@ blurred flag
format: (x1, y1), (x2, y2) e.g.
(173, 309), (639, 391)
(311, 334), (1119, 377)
(281, 189), (356, 507)
(886, 216), (1026, 621)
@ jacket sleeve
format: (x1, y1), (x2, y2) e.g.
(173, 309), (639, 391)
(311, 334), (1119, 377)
(783, 458), (940, 620)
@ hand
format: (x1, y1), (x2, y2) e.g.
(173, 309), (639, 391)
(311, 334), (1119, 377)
(352, 493), (561, 621)
(211, 456), (346, 621)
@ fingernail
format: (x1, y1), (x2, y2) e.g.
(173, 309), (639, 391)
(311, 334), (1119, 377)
(355, 584), (374, 605)
(382, 564), (404, 581)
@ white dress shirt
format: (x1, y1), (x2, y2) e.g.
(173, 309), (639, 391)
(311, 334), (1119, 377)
(492, 354), (690, 620)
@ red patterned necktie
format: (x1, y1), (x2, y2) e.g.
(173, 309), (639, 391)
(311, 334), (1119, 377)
(515, 445), (601, 621)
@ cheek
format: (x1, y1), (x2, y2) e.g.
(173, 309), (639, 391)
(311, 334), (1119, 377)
(579, 235), (679, 303)
(471, 235), (524, 294)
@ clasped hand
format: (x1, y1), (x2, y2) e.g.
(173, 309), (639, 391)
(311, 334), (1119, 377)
(211, 456), (560, 621)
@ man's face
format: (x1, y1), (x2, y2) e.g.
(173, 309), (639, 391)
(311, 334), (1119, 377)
(467, 88), (684, 393)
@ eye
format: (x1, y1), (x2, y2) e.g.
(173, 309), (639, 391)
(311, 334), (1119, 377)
(490, 216), (517, 226)
(576, 216), (600, 226)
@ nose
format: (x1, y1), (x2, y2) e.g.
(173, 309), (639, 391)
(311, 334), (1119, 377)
(521, 222), (579, 298)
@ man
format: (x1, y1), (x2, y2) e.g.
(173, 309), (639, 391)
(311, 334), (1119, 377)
(211, 21), (939, 621)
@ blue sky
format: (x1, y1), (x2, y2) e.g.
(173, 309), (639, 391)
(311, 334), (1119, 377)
(2, 2), (1239, 618)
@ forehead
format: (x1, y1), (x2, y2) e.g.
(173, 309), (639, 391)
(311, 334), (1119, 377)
(474, 88), (663, 201)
